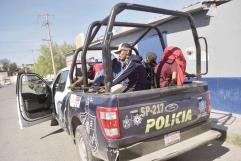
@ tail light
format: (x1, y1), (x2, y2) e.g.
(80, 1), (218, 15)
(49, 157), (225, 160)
(96, 107), (120, 140)
(207, 91), (211, 113)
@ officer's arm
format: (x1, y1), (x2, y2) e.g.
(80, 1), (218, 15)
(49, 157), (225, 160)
(112, 61), (135, 86)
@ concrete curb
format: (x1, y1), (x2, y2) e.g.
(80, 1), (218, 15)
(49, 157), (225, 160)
(210, 110), (241, 147)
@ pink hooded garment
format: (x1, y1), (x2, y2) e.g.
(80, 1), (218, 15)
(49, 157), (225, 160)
(156, 46), (186, 87)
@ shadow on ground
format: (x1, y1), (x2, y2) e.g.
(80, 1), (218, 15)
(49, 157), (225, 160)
(210, 111), (235, 141)
(40, 128), (64, 139)
(168, 140), (229, 161)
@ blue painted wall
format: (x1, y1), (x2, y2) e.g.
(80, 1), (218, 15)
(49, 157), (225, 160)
(203, 77), (241, 114)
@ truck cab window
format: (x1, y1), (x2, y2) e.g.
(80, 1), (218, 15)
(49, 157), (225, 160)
(21, 75), (48, 95)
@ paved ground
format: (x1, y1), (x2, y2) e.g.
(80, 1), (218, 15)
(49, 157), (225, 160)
(0, 85), (241, 161)
(0, 85), (79, 161)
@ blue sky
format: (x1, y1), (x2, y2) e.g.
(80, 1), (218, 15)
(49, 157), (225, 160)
(0, 0), (200, 65)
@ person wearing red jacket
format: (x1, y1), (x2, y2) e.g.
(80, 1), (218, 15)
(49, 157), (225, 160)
(155, 46), (186, 88)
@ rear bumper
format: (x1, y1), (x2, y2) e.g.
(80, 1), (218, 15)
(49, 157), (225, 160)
(128, 130), (221, 161)
(117, 122), (221, 161)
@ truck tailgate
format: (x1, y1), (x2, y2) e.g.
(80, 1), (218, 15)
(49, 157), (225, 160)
(116, 83), (210, 146)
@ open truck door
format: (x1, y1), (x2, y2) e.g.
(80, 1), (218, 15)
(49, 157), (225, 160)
(16, 73), (53, 129)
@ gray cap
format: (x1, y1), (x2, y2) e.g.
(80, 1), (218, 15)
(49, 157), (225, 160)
(114, 43), (131, 54)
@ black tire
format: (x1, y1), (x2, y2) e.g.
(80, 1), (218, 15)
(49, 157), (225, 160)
(75, 125), (101, 161)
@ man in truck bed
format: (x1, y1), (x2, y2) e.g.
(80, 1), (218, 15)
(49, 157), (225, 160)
(156, 46), (186, 88)
(112, 43), (148, 92)
(93, 43), (148, 92)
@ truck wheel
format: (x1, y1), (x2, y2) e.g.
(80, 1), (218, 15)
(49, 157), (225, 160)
(75, 125), (101, 161)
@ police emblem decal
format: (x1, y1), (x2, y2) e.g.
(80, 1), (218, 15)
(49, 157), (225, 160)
(123, 115), (131, 129)
(133, 114), (143, 126)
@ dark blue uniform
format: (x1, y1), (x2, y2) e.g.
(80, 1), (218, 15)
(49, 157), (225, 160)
(112, 55), (148, 92)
